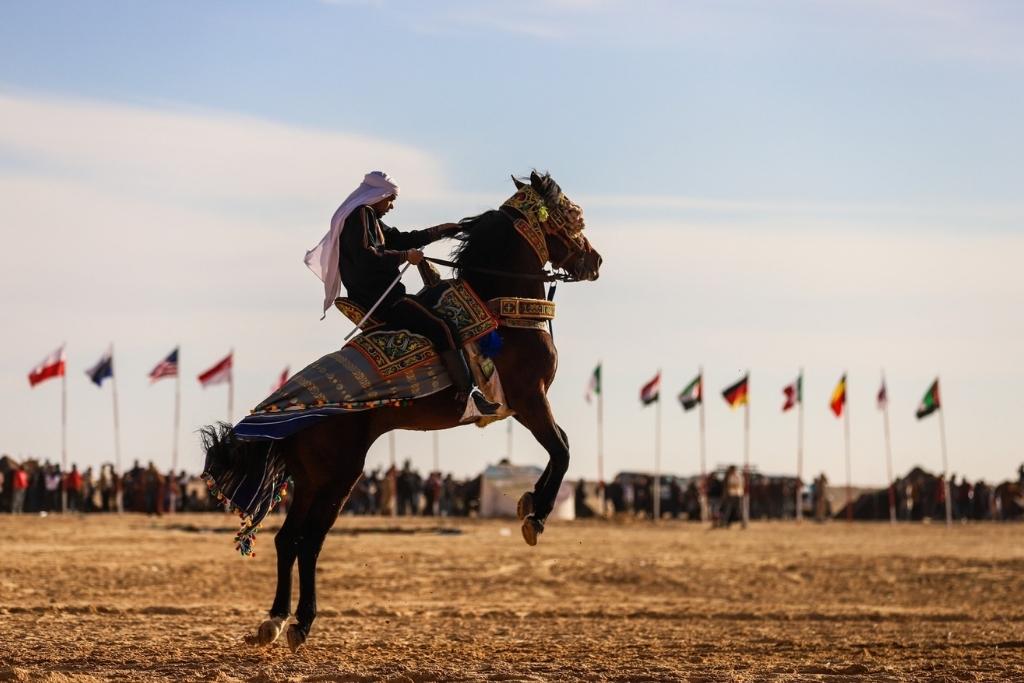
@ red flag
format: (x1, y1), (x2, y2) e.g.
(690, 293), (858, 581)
(639, 372), (660, 405)
(272, 366), (289, 392)
(877, 381), (888, 410)
(782, 374), (802, 412)
(28, 345), (66, 387)
(198, 352), (233, 387)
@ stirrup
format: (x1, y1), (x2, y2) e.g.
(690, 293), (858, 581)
(470, 389), (500, 416)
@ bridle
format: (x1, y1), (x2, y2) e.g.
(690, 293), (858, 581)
(424, 202), (593, 283)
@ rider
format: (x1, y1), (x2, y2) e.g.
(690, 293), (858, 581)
(305, 171), (499, 416)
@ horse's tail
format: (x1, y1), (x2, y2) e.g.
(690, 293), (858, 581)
(199, 422), (290, 557)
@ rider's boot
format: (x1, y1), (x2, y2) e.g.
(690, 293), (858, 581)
(440, 349), (500, 416)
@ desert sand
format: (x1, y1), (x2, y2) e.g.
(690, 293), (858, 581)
(0, 513), (1022, 681)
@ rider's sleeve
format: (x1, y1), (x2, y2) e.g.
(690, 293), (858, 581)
(380, 222), (436, 251)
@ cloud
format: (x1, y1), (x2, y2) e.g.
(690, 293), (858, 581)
(321, 0), (1024, 65)
(0, 90), (449, 207)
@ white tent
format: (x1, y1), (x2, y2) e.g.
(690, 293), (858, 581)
(478, 463), (575, 520)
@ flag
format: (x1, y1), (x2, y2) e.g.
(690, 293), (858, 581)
(916, 379), (940, 419)
(640, 372), (660, 406)
(272, 366), (290, 392)
(721, 374), (749, 409)
(585, 363), (601, 403)
(678, 373), (702, 411)
(830, 374), (847, 417)
(877, 380), (888, 410)
(782, 374), (802, 412)
(85, 346), (114, 387)
(28, 345), (66, 387)
(198, 352), (233, 387)
(149, 347), (179, 382)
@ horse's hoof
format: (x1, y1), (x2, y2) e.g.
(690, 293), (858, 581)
(521, 516), (544, 546)
(249, 617), (285, 647)
(517, 492), (535, 521)
(286, 623), (307, 653)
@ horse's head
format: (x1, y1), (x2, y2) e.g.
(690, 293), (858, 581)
(510, 172), (602, 282)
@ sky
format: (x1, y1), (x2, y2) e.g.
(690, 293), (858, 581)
(1, 0), (1022, 486)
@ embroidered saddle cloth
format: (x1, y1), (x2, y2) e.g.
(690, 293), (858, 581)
(233, 280), (497, 441)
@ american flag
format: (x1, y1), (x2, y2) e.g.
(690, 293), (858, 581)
(149, 347), (179, 382)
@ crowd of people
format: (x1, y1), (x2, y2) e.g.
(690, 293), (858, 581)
(1, 454), (1021, 522)
(0, 457), (220, 514)
(0, 456), (485, 517)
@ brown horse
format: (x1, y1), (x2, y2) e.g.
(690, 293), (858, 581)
(200, 171), (602, 650)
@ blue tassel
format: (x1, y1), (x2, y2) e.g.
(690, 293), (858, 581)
(478, 330), (503, 358)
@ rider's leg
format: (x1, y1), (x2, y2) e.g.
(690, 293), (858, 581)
(377, 298), (499, 415)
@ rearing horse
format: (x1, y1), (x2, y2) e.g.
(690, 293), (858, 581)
(200, 171), (602, 651)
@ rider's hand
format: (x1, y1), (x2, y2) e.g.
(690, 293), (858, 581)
(406, 249), (424, 265)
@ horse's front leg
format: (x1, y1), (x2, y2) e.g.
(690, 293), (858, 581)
(513, 396), (570, 546)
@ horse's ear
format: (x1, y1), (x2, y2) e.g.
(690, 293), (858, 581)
(511, 175), (526, 190)
(530, 170), (544, 191)
(530, 170), (561, 204)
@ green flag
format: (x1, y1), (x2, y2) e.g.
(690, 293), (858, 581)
(916, 379), (941, 419)
(678, 374), (702, 411)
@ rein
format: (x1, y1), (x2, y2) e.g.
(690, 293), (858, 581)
(423, 256), (576, 283)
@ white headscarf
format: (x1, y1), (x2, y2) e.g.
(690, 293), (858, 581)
(304, 171), (400, 317)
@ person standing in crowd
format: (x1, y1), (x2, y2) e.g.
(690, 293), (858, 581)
(99, 464), (115, 512)
(45, 464), (62, 512)
(717, 465), (744, 528)
(813, 472), (830, 522)
(423, 471), (442, 516)
(11, 464), (28, 514)
(65, 464), (83, 512)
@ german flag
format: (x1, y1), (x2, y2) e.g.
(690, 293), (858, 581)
(721, 374), (749, 408)
(830, 374), (846, 417)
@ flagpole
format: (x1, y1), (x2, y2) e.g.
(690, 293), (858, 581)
(432, 432), (439, 473)
(389, 431), (397, 518)
(742, 383), (750, 528)
(111, 347), (122, 477)
(172, 365), (180, 476)
(597, 362), (605, 517)
(61, 369), (68, 514)
(698, 367), (708, 523)
(844, 385), (853, 523)
(653, 379), (661, 522)
(882, 371), (896, 524)
(796, 368), (804, 523)
(938, 402), (952, 528)
(227, 349), (234, 423)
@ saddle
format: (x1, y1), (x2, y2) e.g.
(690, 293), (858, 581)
(335, 279), (497, 379)
(235, 278), (557, 440)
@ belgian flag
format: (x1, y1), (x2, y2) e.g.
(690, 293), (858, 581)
(916, 379), (941, 419)
(721, 374), (749, 408)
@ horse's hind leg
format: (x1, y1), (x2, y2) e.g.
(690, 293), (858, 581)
(246, 478), (317, 647)
(287, 460), (365, 652)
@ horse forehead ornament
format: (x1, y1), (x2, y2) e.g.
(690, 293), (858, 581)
(505, 177), (586, 242)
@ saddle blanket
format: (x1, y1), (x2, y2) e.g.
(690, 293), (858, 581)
(233, 280), (498, 441)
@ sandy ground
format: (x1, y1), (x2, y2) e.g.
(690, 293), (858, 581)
(0, 514), (1022, 682)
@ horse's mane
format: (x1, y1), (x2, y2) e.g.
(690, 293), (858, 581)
(450, 211), (514, 280)
(450, 171), (562, 279)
